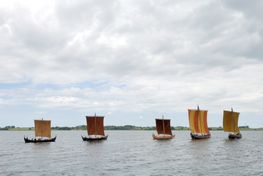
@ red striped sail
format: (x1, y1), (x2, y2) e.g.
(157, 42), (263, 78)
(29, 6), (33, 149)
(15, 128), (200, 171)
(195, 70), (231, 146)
(155, 119), (172, 135)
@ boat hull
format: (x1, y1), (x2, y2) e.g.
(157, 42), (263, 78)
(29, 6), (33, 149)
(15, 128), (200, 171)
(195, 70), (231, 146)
(152, 134), (175, 140)
(24, 136), (56, 143)
(190, 133), (211, 140)
(82, 135), (108, 141)
(228, 133), (242, 139)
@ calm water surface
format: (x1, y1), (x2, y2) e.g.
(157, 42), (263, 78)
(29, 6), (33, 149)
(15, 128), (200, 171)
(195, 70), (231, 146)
(0, 131), (263, 176)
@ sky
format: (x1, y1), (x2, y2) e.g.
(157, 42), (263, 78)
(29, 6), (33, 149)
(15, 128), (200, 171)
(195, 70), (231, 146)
(0, 0), (263, 127)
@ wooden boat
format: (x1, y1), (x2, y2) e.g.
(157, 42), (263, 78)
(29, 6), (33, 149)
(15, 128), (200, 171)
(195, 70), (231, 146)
(82, 135), (108, 141)
(24, 136), (56, 143)
(152, 116), (175, 140)
(228, 133), (242, 139)
(82, 114), (108, 141)
(223, 108), (242, 139)
(190, 133), (211, 139)
(24, 119), (56, 143)
(188, 106), (211, 140)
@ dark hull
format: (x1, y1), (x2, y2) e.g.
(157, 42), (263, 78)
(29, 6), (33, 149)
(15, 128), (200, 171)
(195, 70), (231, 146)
(24, 136), (56, 143)
(152, 134), (175, 140)
(82, 135), (108, 141)
(228, 133), (242, 139)
(191, 133), (211, 140)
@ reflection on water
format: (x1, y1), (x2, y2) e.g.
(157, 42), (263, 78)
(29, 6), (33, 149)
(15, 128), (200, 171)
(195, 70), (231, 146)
(0, 131), (263, 176)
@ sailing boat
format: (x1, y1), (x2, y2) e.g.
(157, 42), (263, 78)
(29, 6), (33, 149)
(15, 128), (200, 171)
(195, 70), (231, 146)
(24, 119), (56, 143)
(223, 108), (242, 139)
(82, 115), (108, 141)
(188, 106), (211, 139)
(152, 116), (175, 140)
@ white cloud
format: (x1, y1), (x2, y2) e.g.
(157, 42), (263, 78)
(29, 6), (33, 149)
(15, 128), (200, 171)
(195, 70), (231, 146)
(0, 0), (263, 126)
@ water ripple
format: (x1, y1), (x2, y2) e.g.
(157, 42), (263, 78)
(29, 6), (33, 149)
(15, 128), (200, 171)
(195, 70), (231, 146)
(0, 131), (263, 175)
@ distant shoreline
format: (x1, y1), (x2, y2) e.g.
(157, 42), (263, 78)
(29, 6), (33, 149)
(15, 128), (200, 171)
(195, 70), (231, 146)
(1, 125), (262, 131)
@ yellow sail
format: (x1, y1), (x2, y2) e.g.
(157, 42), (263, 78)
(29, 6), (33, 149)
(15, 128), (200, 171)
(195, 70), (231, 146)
(199, 111), (203, 133)
(233, 112), (240, 133)
(199, 110), (209, 134)
(223, 110), (240, 133)
(188, 110), (198, 133)
(188, 109), (209, 134)
(34, 120), (51, 138)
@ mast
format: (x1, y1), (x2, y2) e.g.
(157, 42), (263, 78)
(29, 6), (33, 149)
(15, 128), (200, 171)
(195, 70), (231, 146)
(231, 108), (234, 133)
(232, 108), (240, 134)
(162, 115), (165, 134)
(41, 118), (44, 137)
(95, 113), (97, 135)
(197, 105), (202, 134)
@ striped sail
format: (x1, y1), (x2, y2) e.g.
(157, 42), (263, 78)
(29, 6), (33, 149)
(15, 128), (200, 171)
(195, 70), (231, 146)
(188, 109), (209, 134)
(155, 119), (172, 135)
(223, 110), (240, 133)
(86, 116), (105, 136)
(34, 120), (51, 138)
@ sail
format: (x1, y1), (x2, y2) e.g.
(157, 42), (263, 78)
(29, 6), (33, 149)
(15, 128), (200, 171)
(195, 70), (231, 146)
(34, 120), (51, 138)
(155, 119), (172, 135)
(223, 110), (240, 133)
(199, 110), (209, 134)
(188, 109), (209, 134)
(188, 110), (199, 134)
(86, 116), (105, 136)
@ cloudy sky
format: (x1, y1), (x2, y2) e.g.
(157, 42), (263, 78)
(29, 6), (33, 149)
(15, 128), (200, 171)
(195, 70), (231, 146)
(0, 0), (263, 127)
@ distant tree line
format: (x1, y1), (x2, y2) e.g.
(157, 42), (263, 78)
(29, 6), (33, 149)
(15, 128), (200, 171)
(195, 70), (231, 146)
(0, 125), (257, 131)
(0, 126), (15, 130)
(52, 125), (189, 130)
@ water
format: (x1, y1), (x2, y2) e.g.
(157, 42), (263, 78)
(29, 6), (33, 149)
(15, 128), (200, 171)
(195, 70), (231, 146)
(1, 131), (263, 176)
